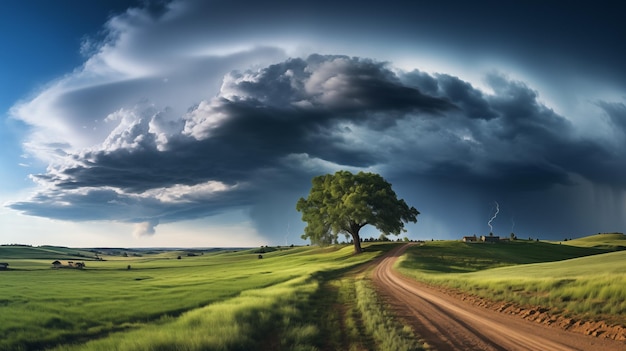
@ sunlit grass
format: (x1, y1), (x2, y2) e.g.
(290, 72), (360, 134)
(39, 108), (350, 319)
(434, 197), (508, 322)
(52, 275), (320, 351)
(311, 265), (424, 351)
(556, 232), (626, 250)
(354, 279), (424, 351)
(397, 240), (626, 324)
(1, 243), (417, 350)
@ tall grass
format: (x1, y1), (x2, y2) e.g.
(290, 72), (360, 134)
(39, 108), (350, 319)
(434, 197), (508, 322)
(0, 253), (303, 350)
(557, 232), (626, 250)
(2, 243), (424, 350)
(52, 276), (321, 351)
(397, 240), (626, 324)
(354, 279), (424, 351)
(310, 269), (424, 351)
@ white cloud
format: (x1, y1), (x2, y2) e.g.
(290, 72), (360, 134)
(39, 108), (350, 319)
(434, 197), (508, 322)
(182, 100), (231, 140)
(10, 1), (289, 164)
(140, 181), (235, 204)
(133, 219), (159, 237)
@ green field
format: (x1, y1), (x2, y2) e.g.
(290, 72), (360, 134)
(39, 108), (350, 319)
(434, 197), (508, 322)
(396, 234), (626, 324)
(0, 243), (421, 351)
(555, 232), (626, 250)
(3, 234), (624, 350)
(0, 245), (99, 261)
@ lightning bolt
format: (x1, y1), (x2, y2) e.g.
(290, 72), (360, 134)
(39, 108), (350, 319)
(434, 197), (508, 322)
(487, 201), (500, 234)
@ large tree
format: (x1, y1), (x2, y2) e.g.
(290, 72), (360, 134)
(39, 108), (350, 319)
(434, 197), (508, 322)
(296, 171), (419, 253)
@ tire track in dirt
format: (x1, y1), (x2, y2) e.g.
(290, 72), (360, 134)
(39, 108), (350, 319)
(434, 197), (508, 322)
(371, 244), (625, 351)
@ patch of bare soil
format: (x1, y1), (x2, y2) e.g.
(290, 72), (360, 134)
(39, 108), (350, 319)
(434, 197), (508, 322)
(444, 287), (626, 341)
(372, 244), (626, 351)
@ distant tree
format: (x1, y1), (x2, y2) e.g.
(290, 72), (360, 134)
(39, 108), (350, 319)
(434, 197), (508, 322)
(510, 232), (517, 240)
(177, 255), (182, 260)
(296, 171), (419, 254)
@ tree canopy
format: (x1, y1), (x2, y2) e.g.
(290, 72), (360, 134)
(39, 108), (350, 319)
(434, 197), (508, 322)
(296, 171), (419, 253)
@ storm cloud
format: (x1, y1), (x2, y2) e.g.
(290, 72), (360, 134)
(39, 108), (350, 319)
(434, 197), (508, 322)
(9, 54), (626, 240)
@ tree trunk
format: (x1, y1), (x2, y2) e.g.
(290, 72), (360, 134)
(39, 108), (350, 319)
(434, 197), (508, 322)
(348, 221), (364, 254)
(350, 231), (363, 254)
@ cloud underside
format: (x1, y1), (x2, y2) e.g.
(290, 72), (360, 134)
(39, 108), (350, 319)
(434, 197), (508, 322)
(9, 54), (626, 237)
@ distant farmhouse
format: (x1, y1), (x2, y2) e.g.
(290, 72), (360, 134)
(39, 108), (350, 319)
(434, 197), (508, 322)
(462, 234), (506, 243)
(480, 235), (500, 243)
(462, 235), (477, 242)
(0, 262), (8, 270)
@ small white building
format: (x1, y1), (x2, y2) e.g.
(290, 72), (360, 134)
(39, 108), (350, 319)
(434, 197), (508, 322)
(462, 235), (477, 242)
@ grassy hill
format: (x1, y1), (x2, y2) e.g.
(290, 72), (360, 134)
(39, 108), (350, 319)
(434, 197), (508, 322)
(397, 239), (608, 274)
(4, 235), (623, 350)
(0, 245), (97, 261)
(0, 242), (421, 351)
(397, 237), (626, 324)
(561, 232), (626, 250)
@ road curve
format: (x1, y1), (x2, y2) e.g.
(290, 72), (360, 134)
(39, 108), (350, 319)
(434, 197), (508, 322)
(371, 244), (625, 351)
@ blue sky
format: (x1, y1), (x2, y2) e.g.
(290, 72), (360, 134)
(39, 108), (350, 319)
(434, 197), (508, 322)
(1, 1), (138, 187)
(1, 0), (625, 247)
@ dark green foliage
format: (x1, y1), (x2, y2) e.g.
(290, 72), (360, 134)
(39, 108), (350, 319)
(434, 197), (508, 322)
(297, 171), (419, 253)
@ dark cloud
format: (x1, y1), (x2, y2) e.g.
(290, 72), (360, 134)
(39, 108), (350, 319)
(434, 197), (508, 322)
(220, 55), (454, 117)
(597, 100), (626, 134)
(433, 73), (498, 120)
(29, 55), (455, 192)
(9, 55), (626, 240)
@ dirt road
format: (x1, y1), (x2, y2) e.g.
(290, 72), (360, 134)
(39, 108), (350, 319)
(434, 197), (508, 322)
(371, 244), (625, 351)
